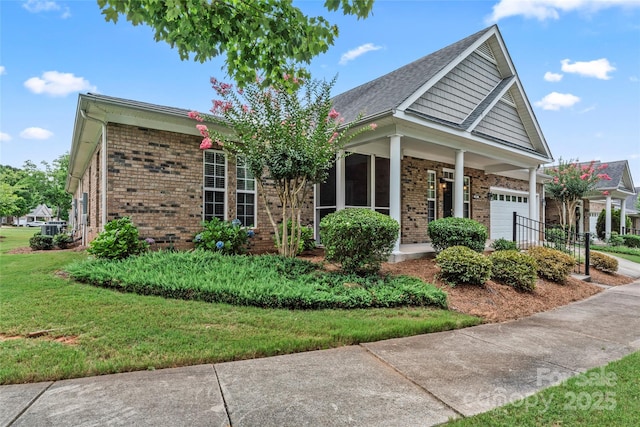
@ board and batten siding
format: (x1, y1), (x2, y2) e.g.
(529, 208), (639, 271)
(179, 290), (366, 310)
(409, 46), (502, 124)
(474, 92), (533, 149)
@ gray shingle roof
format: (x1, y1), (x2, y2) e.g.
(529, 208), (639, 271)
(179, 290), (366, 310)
(84, 93), (193, 118)
(591, 160), (628, 190)
(332, 26), (495, 123)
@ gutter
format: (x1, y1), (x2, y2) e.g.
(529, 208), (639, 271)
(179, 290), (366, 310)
(80, 109), (108, 232)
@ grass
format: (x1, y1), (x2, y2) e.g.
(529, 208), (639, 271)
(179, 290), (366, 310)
(0, 226), (480, 384)
(448, 350), (640, 426)
(591, 244), (640, 264)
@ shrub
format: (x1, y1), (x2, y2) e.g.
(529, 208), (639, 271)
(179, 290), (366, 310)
(194, 218), (252, 255)
(622, 234), (640, 248)
(54, 233), (73, 249)
(435, 245), (492, 286)
(88, 217), (148, 260)
(527, 246), (575, 283)
(590, 252), (618, 273)
(29, 233), (54, 251)
(274, 220), (316, 255)
(428, 217), (488, 253)
(544, 227), (568, 252)
(489, 250), (538, 291)
(491, 238), (518, 251)
(320, 208), (399, 275)
(608, 232), (624, 247)
(596, 208), (631, 240)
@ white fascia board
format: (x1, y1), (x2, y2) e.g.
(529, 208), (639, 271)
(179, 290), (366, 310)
(396, 28), (498, 113)
(466, 79), (516, 133)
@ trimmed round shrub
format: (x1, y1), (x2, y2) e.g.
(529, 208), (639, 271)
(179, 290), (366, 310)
(590, 252), (618, 273)
(622, 234), (640, 248)
(489, 250), (538, 291)
(320, 208), (399, 275)
(428, 217), (488, 253)
(29, 233), (54, 251)
(54, 233), (73, 249)
(491, 238), (518, 251)
(435, 245), (492, 286)
(526, 246), (575, 283)
(88, 217), (148, 259)
(194, 218), (251, 255)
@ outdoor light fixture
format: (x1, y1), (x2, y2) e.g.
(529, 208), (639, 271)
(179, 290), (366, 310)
(439, 177), (447, 189)
(487, 192), (494, 199)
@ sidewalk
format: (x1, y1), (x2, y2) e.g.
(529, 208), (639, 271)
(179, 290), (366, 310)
(2, 281), (639, 426)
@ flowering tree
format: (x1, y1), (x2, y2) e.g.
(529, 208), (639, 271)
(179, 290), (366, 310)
(190, 76), (376, 257)
(545, 159), (611, 237)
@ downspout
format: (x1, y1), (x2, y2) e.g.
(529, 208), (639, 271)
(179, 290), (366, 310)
(80, 110), (108, 233)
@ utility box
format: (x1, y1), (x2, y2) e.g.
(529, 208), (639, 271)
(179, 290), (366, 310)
(40, 221), (67, 236)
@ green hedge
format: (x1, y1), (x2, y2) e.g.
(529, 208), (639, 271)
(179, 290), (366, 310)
(590, 252), (618, 273)
(428, 217), (488, 253)
(435, 245), (492, 286)
(489, 250), (538, 291)
(66, 251), (448, 310)
(527, 246), (575, 283)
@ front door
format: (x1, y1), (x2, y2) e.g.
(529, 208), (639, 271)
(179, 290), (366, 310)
(443, 181), (453, 218)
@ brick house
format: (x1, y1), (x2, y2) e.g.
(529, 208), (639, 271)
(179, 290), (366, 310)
(66, 25), (554, 255)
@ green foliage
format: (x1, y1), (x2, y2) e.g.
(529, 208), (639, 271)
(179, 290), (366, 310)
(87, 217), (148, 259)
(590, 252), (618, 273)
(489, 250), (538, 291)
(66, 251), (447, 310)
(622, 234), (640, 248)
(191, 76), (375, 257)
(53, 233), (73, 249)
(28, 233), (54, 251)
(194, 218), (251, 255)
(275, 220), (316, 255)
(0, 182), (23, 218)
(545, 159), (611, 233)
(435, 246), (492, 286)
(320, 208), (399, 275)
(490, 238), (518, 251)
(97, 0), (373, 88)
(526, 246), (575, 283)
(428, 217), (488, 253)
(596, 208), (632, 240)
(544, 227), (568, 252)
(608, 231), (624, 247)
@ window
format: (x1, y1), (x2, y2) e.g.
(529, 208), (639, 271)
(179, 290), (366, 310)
(427, 170), (436, 222)
(203, 150), (226, 221)
(463, 176), (470, 218)
(345, 153), (370, 207)
(236, 157), (256, 227)
(374, 156), (390, 215)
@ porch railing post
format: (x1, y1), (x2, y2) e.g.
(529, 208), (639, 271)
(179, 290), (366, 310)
(512, 211), (517, 242)
(585, 232), (590, 276)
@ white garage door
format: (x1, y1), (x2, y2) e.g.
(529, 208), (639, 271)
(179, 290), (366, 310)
(490, 191), (531, 241)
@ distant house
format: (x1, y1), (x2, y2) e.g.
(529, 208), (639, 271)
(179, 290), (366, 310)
(66, 25), (554, 255)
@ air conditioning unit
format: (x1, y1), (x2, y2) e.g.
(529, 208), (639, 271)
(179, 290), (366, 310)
(41, 224), (62, 236)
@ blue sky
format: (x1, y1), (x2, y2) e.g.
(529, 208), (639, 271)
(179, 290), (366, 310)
(1, 0), (639, 181)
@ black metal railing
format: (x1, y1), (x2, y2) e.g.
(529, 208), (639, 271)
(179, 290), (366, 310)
(513, 212), (590, 276)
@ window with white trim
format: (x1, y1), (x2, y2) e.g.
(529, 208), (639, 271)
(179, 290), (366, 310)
(463, 176), (470, 218)
(236, 156), (256, 227)
(203, 150), (226, 221)
(427, 170), (436, 223)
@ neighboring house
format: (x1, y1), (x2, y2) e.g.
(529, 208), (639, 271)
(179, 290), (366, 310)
(66, 25), (554, 254)
(625, 187), (640, 234)
(24, 204), (53, 224)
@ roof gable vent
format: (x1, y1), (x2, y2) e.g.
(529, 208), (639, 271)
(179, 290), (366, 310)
(476, 42), (496, 63)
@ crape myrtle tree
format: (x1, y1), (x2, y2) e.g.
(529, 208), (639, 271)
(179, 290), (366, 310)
(190, 75), (376, 257)
(97, 0), (374, 88)
(545, 159), (611, 241)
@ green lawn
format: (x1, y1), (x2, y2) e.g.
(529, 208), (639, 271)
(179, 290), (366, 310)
(0, 226), (480, 384)
(591, 244), (640, 263)
(448, 350), (640, 426)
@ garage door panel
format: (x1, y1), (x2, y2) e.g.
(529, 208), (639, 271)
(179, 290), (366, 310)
(490, 193), (529, 241)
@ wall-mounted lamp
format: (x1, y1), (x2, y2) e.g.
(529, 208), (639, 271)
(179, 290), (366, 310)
(439, 177), (447, 189)
(473, 194), (480, 200)
(487, 192), (494, 200)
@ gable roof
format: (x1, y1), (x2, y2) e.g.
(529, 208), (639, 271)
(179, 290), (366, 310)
(27, 204), (52, 218)
(332, 25), (552, 162)
(592, 160), (635, 192)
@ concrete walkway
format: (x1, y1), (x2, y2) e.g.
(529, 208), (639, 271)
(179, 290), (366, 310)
(2, 282), (639, 426)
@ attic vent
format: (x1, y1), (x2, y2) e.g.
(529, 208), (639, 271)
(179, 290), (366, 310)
(476, 42), (496, 63)
(501, 90), (515, 106)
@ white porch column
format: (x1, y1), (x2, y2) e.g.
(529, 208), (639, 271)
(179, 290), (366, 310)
(528, 167), (537, 222)
(620, 198), (627, 234)
(389, 134), (403, 252)
(605, 194), (612, 241)
(336, 150), (345, 210)
(454, 149), (465, 218)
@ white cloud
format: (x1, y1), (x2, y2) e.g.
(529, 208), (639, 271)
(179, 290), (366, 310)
(487, 0), (640, 23)
(339, 43), (383, 65)
(19, 127), (53, 140)
(535, 92), (581, 110)
(0, 66), (6, 76)
(0, 132), (12, 142)
(24, 71), (96, 97)
(630, 76), (639, 83)
(544, 71), (563, 82)
(22, 0), (60, 13)
(561, 58), (616, 80)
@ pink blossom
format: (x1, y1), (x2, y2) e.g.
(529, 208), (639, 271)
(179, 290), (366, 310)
(602, 190), (610, 196)
(370, 123), (378, 130)
(283, 73), (290, 81)
(242, 104), (250, 113)
(188, 111), (204, 122)
(200, 138), (213, 150)
(597, 173), (612, 180)
(293, 77), (300, 84)
(196, 124), (209, 137)
(553, 176), (559, 184)
(328, 108), (340, 119)
(580, 173), (589, 180)
(328, 132), (339, 144)
(215, 139), (224, 147)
